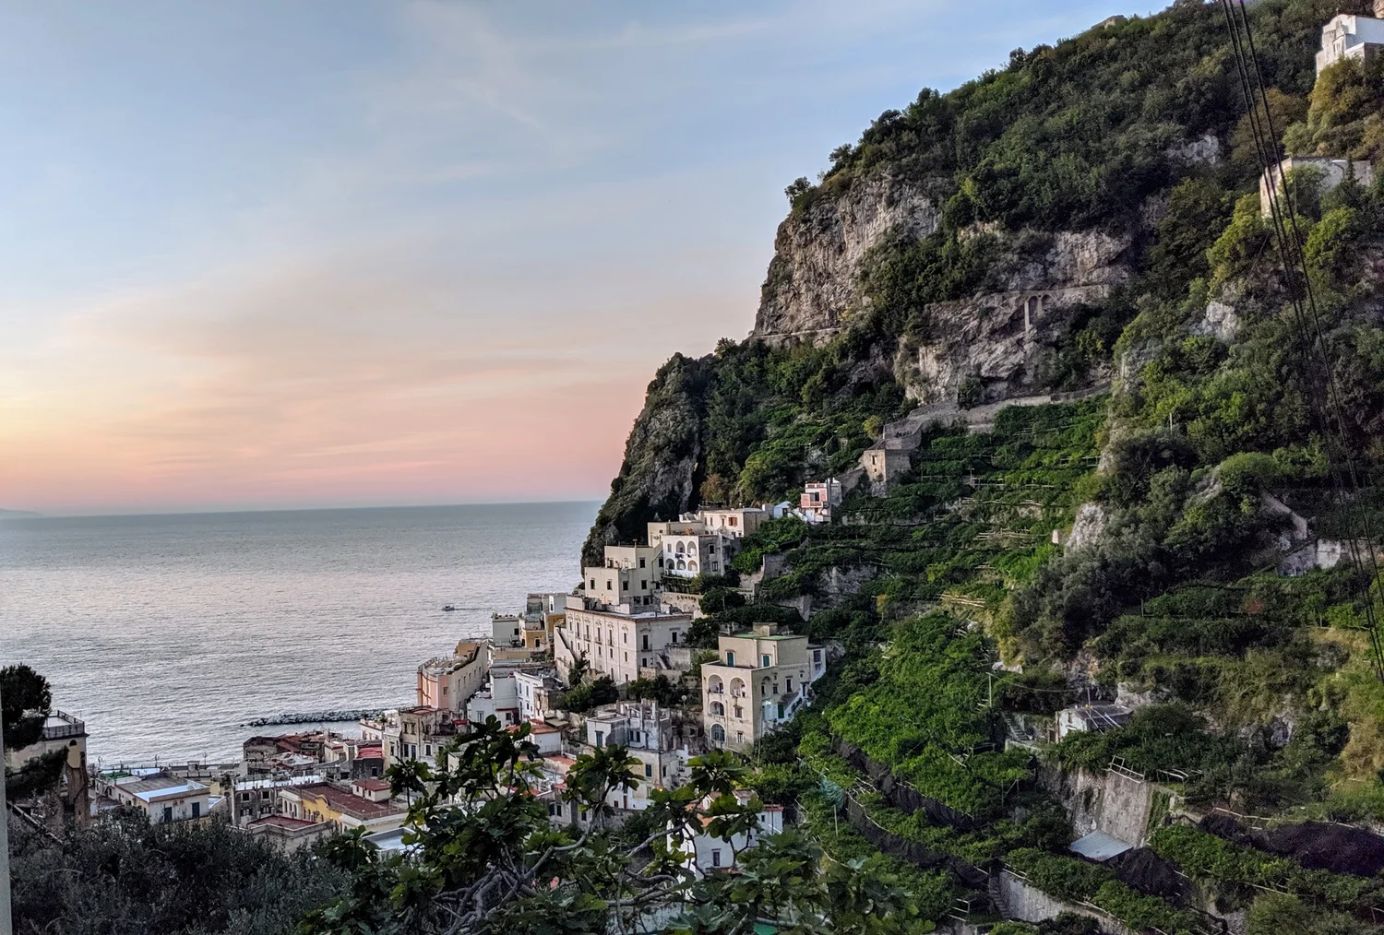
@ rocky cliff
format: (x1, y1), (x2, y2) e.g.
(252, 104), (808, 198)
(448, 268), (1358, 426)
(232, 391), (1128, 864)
(754, 175), (942, 344)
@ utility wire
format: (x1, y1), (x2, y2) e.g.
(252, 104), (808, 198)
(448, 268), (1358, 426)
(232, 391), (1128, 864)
(1217, 0), (1384, 678)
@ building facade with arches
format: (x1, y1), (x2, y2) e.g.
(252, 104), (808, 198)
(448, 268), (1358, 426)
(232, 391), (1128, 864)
(701, 624), (827, 752)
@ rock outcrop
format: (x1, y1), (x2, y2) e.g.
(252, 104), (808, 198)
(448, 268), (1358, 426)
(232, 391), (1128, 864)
(753, 175), (942, 344)
(893, 230), (1132, 403)
(581, 354), (709, 567)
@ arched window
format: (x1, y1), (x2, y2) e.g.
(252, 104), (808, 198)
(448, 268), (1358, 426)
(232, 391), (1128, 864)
(710, 701), (725, 716)
(676, 558), (687, 571)
(729, 677), (746, 698)
(707, 675), (724, 695)
(710, 724), (726, 744)
(687, 560), (698, 573)
(675, 541), (686, 555)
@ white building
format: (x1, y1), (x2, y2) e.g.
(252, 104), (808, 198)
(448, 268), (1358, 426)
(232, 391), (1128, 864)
(659, 532), (725, 579)
(554, 597), (693, 685)
(702, 624), (826, 752)
(1056, 703), (1133, 740)
(1317, 11), (1384, 75)
(465, 671), (521, 726)
(101, 771), (215, 824)
(583, 544), (663, 610)
(583, 701), (688, 807)
(492, 613), (524, 647)
(677, 790), (785, 876)
(515, 668), (564, 721)
(1259, 156), (1374, 217)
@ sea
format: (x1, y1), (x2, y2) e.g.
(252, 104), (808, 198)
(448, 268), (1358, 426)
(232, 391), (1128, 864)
(0, 501), (597, 767)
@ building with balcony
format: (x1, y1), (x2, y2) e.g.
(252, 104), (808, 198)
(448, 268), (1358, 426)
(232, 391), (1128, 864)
(583, 544), (663, 610)
(582, 700), (688, 807)
(697, 507), (768, 542)
(701, 624), (826, 752)
(515, 668), (564, 720)
(658, 531), (725, 579)
(3, 709), (88, 773)
(800, 479), (843, 524)
(554, 598), (693, 686)
(416, 640), (488, 712)
(381, 706), (463, 769)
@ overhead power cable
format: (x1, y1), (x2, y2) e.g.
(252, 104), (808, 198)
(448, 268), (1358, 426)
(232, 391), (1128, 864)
(1216, 0), (1384, 678)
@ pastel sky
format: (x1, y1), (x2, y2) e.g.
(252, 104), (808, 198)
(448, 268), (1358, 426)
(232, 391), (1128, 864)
(0, 0), (1153, 516)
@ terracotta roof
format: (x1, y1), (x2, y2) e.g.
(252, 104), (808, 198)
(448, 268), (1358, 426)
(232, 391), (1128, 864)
(293, 783), (401, 821)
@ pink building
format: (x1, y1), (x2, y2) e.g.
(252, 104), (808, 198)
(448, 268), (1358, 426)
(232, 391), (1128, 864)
(800, 479), (842, 524)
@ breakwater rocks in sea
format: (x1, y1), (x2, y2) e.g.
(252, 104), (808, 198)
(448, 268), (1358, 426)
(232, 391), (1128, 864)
(241, 707), (398, 728)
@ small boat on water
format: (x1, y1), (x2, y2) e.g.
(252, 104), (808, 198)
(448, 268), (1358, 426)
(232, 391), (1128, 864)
(442, 604), (456, 612)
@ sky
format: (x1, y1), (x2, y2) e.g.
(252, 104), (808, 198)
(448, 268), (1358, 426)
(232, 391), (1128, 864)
(0, 0), (1155, 516)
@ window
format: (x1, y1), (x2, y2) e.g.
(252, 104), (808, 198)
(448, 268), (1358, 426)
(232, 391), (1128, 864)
(606, 579), (612, 591)
(786, 677), (793, 692)
(163, 806), (173, 823)
(640, 580), (647, 589)
(762, 654), (770, 668)
(624, 652), (628, 662)
(726, 651), (735, 666)
(642, 634), (650, 651)
(711, 849), (722, 868)
(671, 631), (679, 643)
(589, 579), (596, 590)
(709, 544), (716, 554)
(622, 580), (628, 591)
(644, 764), (652, 778)
(192, 801), (201, 818)
(729, 517), (737, 527)
(595, 731), (605, 748)
(639, 557), (646, 568)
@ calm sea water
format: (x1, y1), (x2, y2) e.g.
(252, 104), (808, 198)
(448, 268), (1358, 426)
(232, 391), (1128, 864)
(0, 502), (596, 766)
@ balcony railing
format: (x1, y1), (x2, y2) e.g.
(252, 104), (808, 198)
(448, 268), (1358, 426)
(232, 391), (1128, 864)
(42, 711), (86, 740)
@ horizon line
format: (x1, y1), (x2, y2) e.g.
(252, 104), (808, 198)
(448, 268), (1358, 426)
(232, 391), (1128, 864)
(2, 497), (606, 522)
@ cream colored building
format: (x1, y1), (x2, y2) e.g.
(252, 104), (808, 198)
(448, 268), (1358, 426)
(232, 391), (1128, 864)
(554, 598), (692, 685)
(702, 624), (826, 752)
(582, 700), (688, 811)
(697, 507), (768, 542)
(416, 640), (487, 711)
(584, 544), (663, 610)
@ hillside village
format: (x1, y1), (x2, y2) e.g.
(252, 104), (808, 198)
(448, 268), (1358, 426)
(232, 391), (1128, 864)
(15, 1), (1384, 932)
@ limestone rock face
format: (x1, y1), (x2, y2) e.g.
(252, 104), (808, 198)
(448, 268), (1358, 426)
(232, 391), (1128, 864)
(580, 355), (708, 567)
(893, 230), (1132, 403)
(753, 176), (941, 343)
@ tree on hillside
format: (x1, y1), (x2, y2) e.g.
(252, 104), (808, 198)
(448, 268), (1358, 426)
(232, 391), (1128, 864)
(301, 718), (928, 934)
(2, 664), (64, 801)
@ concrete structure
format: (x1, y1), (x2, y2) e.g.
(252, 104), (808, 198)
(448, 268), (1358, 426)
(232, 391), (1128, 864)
(677, 790), (785, 875)
(492, 613), (525, 647)
(278, 780), (405, 833)
(697, 507), (768, 542)
(583, 544), (663, 609)
(514, 668), (564, 720)
(230, 773), (326, 825)
(100, 771), (214, 824)
(524, 592), (567, 650)
(1056, 703), (1133, 739)
(583, 701), (687, 807)
(800, 479), (843, 524)
(4, 709), (90, 821)
(242, 814), (334, 853)
(554, 599), (693, 685)
(416, 640), (488, 712)
(1317, 12), (1384, 75)
(382, 706), (462, 768)
(702, 625), (826, 752)
(465, 669), (521, 726)
(1260, 156), (1375, 217)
